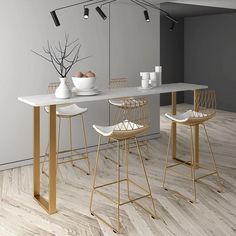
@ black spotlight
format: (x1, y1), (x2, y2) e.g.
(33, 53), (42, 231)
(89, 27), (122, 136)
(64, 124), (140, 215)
(50, 11), (60, 27)
(96, 6), (107, 20)
(169, 22), (175, 31)
(144, 10), (150, 22)
(84, 7), (89, 19)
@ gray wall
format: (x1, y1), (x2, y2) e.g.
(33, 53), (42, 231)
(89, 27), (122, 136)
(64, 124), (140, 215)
(160, 17), (184, 105)
(0, 1), (160, 169)
(184, 13), (236, 111)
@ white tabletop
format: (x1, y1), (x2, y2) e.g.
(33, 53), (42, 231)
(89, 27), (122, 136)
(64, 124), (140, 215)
(18, 83), (208, 107)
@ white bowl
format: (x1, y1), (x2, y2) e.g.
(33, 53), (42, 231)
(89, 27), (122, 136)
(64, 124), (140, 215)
(72, 77), (96, 90)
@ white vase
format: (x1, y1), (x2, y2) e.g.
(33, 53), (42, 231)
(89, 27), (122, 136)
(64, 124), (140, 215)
(155, 66), (162, 87)
(55, 77), (71, 99)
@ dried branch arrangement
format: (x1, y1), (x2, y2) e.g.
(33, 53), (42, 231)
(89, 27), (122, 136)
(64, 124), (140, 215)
(32, 34), (89, 78)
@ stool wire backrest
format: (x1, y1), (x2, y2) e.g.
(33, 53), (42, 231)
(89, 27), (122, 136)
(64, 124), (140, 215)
(109, 78), (128, 89)
(114, 97), (150, 132)
(194, 89), (216, 119)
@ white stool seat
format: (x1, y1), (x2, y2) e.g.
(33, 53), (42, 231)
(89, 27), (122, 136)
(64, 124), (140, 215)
(165, 110), (207, 123)
(93, 120), (145, 137)
(45, 104), (88, 117)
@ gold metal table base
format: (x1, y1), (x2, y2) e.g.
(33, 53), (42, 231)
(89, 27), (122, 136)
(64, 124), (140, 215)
(33, 105), (57, 214)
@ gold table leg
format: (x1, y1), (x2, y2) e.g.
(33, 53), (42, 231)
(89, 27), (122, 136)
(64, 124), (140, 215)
(171, 92), (177, 160)
(33, 107), (40, 197)
(33, 105), (57, 214)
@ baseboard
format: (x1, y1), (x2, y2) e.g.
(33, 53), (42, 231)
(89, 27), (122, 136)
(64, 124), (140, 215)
(0, 132), (160, 172)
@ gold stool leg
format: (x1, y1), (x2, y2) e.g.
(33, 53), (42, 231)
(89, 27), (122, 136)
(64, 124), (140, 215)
(90, 135), (102, 213)
(56, 117), (61, 170)
(69, 117), (74, 165)
(90, 136), (121, 233)
(190, 126), (197, 203)
(116, 140), (121, 233)
(135, 137), (157, 219)
(121, 140), (125, 166)
(162, 127), (172, 188)
(103, 141), (110, 159)
(102, 108), (123, 166)
(203, 124), (223, 193)
(102, 139), (123, 167)
(68, 116), (89, 175)
(100, 136), (117, 166)
(81, 114), (90, 175)
(144, 138), (150, 161)
(125, 140), (131, 199)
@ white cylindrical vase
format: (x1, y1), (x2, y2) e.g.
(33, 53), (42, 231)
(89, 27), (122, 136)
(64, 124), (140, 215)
(150, 72), (158, 87)
(155, 66), (162, 87)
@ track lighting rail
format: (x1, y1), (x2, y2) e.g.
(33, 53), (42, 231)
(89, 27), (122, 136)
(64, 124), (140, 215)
(50, 0), (178, 26)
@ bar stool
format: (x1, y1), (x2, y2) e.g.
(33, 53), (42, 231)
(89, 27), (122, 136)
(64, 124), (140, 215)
(162, 89), (223, 203)
(106, 78), (150, 163)
(90, 98), (157, 233)
(42, 82), (90, 176)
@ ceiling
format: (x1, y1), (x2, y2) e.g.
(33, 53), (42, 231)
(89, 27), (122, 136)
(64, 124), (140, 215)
(147, 0), (236, 9)
(160, 2), (236, 18)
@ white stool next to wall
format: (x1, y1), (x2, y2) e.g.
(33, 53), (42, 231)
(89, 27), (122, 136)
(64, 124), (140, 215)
(42, 82), (90, 176)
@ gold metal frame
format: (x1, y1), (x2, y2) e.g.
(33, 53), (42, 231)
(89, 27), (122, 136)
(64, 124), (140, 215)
(42, 114), (90, 176)
(90, 137), (157, 233)
(162, 90), (223, 202)
(90, 98), (157, 233)
(33, 106), (57, 214)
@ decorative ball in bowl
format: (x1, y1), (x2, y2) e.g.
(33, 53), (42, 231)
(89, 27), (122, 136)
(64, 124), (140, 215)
(72, 71), (96, 90)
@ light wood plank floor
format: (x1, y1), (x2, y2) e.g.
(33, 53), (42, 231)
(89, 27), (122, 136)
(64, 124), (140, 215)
(0, 104), (236, 236)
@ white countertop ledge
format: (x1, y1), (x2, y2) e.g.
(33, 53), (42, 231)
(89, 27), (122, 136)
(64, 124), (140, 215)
(18, 83), (208, 107)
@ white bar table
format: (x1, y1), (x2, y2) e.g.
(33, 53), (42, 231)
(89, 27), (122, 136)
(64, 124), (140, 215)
(18, 83), (207, 214)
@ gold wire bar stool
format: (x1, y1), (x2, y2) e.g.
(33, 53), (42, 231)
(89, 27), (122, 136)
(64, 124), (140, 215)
(105, 78), (150, 164)
(90, 98), (157, 234)
(162, 89), (223, 203)
(42, 82), (90, 176)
